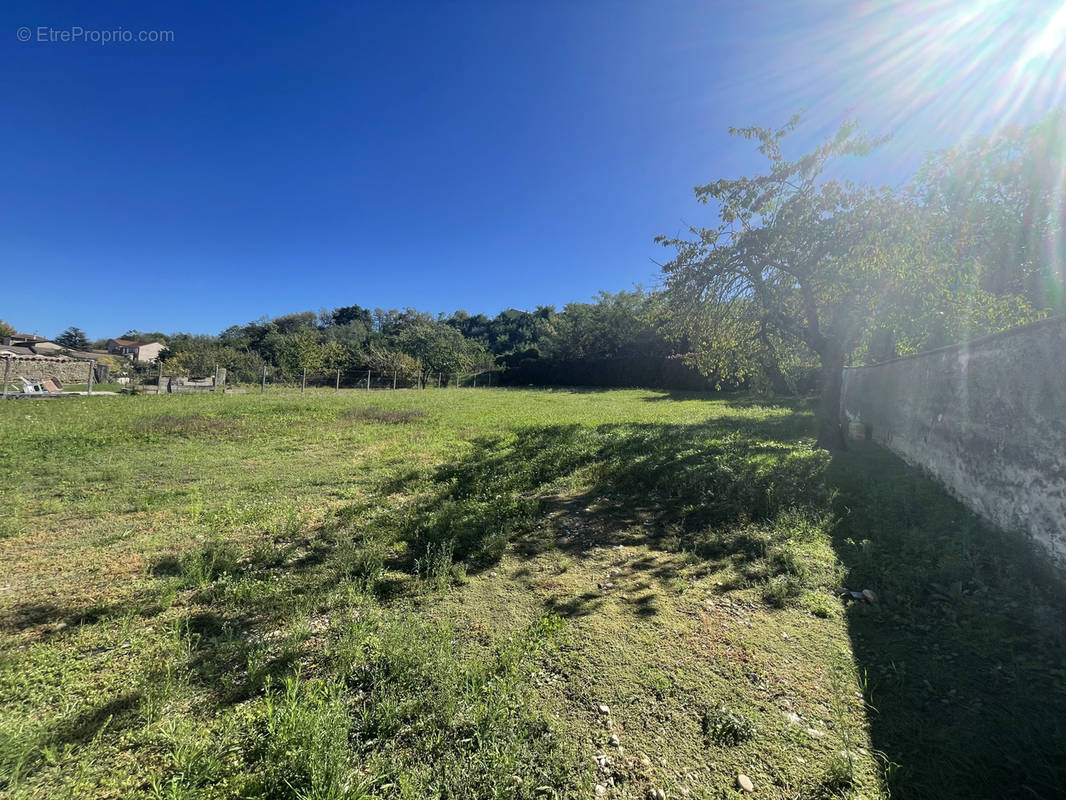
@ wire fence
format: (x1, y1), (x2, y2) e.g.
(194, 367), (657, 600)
(139, 366), (506, 395)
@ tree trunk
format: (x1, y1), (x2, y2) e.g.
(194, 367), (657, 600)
(762, 356), (790, 395)
(815, 347), (847, 451)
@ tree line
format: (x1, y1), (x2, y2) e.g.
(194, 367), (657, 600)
(108, 289), (711, 391)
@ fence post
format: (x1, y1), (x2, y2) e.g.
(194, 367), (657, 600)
(87, 360), (94, 396)
(392, 369), (397, 390)
(473, 372), (477, 388)
(302, 368), (307, 394)
(335, 369), (340, 392)
(366, 369), (371, 391)
(158, 362), (163, 392)
(261, 365), (266, 394)
(2, 357), (10, 398)
(437, 372), (441, 389)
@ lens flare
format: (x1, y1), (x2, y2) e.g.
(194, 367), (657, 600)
(768, 0), (1066, 153)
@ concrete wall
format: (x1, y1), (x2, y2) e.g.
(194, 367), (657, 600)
(841, 315), (1066, 565)
(1, 356), (97, 386)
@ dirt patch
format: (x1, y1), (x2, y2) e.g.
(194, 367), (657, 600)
(340, 407), (426, 424)
(134, 415), (240, 437)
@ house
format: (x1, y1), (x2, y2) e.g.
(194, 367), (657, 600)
(107, 338), (165, 363)
(3, 333), (50, 346)
(2, 333), (63, 355)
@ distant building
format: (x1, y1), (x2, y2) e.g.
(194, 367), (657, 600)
(107, 338), (165, 363)
(3, 333), (50, 346)
(2, 333), (64, 356)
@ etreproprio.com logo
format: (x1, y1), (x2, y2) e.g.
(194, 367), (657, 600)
(17, 26), (174, 44)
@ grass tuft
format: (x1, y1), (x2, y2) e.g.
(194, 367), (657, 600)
(700, 704), (757, 747)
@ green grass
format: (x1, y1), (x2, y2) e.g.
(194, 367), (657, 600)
(61, 383), (125, 392)
(0, 388), (1063, 799)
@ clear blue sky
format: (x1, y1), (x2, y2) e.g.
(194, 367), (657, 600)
(3, 0), (1062, 339)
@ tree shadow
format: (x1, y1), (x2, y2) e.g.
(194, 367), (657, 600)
(48, 692), (143, 748)
(0, 595), (167, 637)
(827, 442), (1066, 799)
(399, 417), (830, 574)
(394, 414), (1066, 798)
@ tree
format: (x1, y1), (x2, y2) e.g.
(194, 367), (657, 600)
(330, 304), (374, 329)
(915, 110), (1066, 311)
(658, 119), (913, 449)
(659, 295), (815, 393)
(445, 311), (493, 348)
(167, 345), (265, 383)
(397, 322), (482, 387)
(95, 353), (126, 375)
(541, 290), (665, 362)
(55, 327), (90, 350)
(0, 319), (15, 339)
(319, 340), (349, 374)
(322, 321), (369, 350)
(272, 311), (319, 335)
(367, 346), (420, 385)
(278, 328), (324, 380)
(121, 330), (168, 344)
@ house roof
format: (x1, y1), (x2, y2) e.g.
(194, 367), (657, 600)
(12, 333), (52, 343)
(109, 338), (140, 347)
(1, 346), (36, 356)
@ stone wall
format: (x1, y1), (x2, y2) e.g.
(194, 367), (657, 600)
(1, 356), (97, 386)
(840, 315), (1066, 565)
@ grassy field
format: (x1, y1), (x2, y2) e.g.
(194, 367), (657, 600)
(1, 388), (1063, 799)
(61, 384), (126, 393)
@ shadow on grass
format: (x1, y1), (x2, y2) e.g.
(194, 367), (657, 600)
(49, 692), (142, 748)
(400, 415), (828, 569)
(639, 390), (815, 410)
(397, 414), (1066, 797)
(828, 442), (1066, 800)
(0, 595), (168, 637)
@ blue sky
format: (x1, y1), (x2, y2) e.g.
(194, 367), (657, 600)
(3, 1), (1063, 339)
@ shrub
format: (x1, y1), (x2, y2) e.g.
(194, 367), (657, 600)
(700, 704), (756, 746)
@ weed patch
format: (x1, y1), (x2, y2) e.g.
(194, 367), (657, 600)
(700, 704), (757, 746)
(340, 406), (426, 424)
(134, 415), (240, 438)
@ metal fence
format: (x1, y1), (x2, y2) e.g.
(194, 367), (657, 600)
(139, 365), (506, 395)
